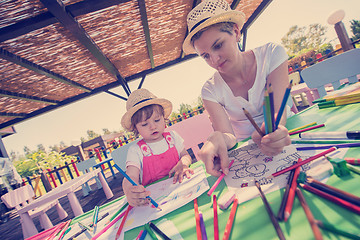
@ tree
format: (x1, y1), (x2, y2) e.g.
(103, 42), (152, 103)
(102, 128), (111, 135)
(281, 24), (327, 56)
(350, 19), (360, 41)
(86, 130), (100, 140)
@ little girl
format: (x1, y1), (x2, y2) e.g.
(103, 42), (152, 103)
(121, 89), (194, 207)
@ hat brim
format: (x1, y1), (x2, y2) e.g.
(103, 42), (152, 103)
(121, 98), (172, 131)
(182, 11), (245, 55)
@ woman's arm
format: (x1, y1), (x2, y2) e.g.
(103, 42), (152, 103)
(252, 60), (291, 156)
(198, 99), (237, 177)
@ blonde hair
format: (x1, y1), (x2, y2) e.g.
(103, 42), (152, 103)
(191, 22), (235, 46)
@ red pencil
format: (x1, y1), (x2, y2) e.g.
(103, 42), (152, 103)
(300, 183), (360, 215)
(268, 147), (337, 179)
(223, 198), (238, 240)
(115, 205), (131, 240)
(289, 123), (325, 135)
(213, 195), (219, 240)
(194, 198), (202, 240)
(344, 158), (360, 165)
(284, 159), (302, 222)
(208, 160), (235, 196)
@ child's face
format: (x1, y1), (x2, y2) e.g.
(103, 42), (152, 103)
(135, 110), (166, 143)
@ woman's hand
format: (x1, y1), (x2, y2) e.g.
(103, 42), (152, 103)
(198, 131), (235, 177)
(252, 124), (291, 156)
(169, 161), (194, 183)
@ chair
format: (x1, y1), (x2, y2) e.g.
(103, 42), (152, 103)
(111, 140), (140, 171)
(165, 113), (214, 161)
(301, 48), (360, 99)
(75, 157), (102, 196)
(1, 184), (67, 238)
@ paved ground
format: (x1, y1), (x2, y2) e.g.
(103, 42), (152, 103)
(0, 171), (125, 240)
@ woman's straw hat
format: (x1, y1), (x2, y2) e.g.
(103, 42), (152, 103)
(182, 0), (245, 55)
(121, 89), (172, 131)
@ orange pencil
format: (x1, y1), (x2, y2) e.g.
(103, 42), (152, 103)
(284, 158), (303, 222)
(213, 195), (219, 240)
(223, 198), (238, 240)
(115, 205), (131, 240)
(194, 198), (202, 240)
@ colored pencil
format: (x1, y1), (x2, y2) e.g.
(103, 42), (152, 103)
(295, 188), (323, 240)
(115, 205), (132, 240)
(149, 222), (171, 240)
(277, 162), (296, 221)
(113, 163), (161, 210)
(289, 124), (325, 136)
(315, 220), (360, 240)
(288, 122), (317, 134)
(268, 85), (275, 131)
(263, 102), (269, 134)
(267, 147), (337, 179)
(243, 108), (264, 137)
(139, 229), (148, 240)
(300, 183), (360, 214)
(264, 89), (273, 133)
(194, 198), (202, 240)
(78, 221), (91, 231)
(255, 180), (285, 240)
(145, 223), (159, 240)
(296, 142), (360, 151)
(207, 160), (235, 196)
(291, 139), (360, 144)
(213, 195), (219, 240)
(92, 206), (132, 240)
(284, 159), (302, 222)
(92, 205), (99, 234)
(136, 230), (144, 240)
(106, 202), (129, 224)
(199, 212), (208, 240)
(306, 177), (360, 206)
(274, 81), (292, 129)
(223, 198), (238, 240)
(347, 163), (360, 175)
(345, 157), (360, 165)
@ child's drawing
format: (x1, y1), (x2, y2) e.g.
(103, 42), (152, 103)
(224, 141), (344, 204)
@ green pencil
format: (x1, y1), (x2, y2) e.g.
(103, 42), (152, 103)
(346, 164), (360, 175)
(106, 202), (129, 224)
(316, 220), (360, 240)
(144, 223), (159, 240)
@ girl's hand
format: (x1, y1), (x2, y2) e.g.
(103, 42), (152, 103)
(125, 185), (151, 207)
(252, 124), (291, 156)
(169, 162), (194, 184)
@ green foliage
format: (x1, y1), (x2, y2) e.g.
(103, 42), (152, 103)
(350, 19), (360, 41)
(318, 43), (334, 56)
(87, 130), (100, 140)
(14, 150), (75, 177)
(282, 24), (327, 56)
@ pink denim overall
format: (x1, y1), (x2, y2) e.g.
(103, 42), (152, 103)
(138, 132), (179, 186)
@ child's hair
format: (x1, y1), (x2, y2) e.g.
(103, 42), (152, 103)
(130, 104), (165, 136)
(191, 22), (235, 46)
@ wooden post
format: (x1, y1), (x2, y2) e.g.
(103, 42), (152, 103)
(33, 174), (43, 196)
(54, 167), (63, 184)
(60, 168), (68, 182)
(47, 169), (57, 188)
(65, 161), (74, 179)
(40, 170), (52, 192)
(71, 159), (80, 177)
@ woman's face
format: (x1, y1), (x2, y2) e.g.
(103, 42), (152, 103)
(193, 24), (240, 73)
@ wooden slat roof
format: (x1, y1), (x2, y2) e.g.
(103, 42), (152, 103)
(0, 0), (271, 131)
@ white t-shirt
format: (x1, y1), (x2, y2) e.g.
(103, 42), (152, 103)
(126, 130), (185, 181)
(201, 42), (289, 141)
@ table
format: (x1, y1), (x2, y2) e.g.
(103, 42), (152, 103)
(19, 168), (114, 237)
(123, 102), (360, 239)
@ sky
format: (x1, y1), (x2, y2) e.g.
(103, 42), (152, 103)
(3, 0), (360, 156)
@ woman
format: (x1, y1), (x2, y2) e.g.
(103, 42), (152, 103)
(182, 0), (292, 177)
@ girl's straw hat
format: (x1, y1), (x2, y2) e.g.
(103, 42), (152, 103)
(182, 0), (245, 55)
(121, 89), (172, 131)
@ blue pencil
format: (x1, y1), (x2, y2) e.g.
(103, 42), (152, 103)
(274, 81), (292, 129)
(113, 163), (161, 210)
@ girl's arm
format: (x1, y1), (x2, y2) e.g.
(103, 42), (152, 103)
(122, 166), (150, 207)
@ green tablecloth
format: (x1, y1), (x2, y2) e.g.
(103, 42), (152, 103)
(124, 103), (360, 240)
